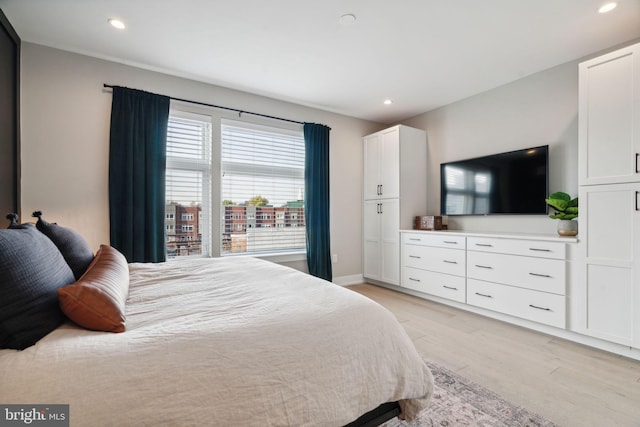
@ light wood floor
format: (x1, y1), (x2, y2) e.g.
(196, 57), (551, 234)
(348, 284), (640, 427)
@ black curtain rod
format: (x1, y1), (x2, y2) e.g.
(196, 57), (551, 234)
(103, 84), (307, 126)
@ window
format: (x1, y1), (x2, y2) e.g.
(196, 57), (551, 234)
(165, 111), (212, 259)
(221, 120), (306, 255)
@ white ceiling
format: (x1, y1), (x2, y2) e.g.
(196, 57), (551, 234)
(2, 0), (640, 124)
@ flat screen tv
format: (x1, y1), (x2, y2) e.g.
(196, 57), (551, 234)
(440, 145), (549, 216)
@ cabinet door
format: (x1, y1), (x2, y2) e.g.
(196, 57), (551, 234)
(579, 43), (640, 185)
(363, 200), (381, 280)
(363, 134), (381, 200)
(380, 199), (399, 284)
(580, 183), (640, 346)
(379, 128), (400, 199)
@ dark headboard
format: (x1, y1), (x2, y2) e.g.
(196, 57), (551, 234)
(0, 8), (20, 223)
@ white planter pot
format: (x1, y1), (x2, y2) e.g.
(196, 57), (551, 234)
(557, 219), (578, 236)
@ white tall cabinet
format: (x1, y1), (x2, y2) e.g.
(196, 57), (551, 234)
(363, 125), (427, 285)
(578, 42), (640, 347)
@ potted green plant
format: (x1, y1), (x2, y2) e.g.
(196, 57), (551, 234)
(545, 191), (578, 236)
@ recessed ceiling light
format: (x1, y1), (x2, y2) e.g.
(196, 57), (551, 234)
(383, 99), (393, 105)
(339, 14), (356, 26)
(108, 18), (126, 30)
(598, 2), (617, 13)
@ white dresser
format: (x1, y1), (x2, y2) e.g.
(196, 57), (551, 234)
(402, 232), (466, 303)
(465, 236), (566, 328)
(393, 225), (640, 359)
(401, 230), (574, 330)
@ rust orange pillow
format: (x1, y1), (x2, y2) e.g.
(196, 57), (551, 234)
(58, 245), (129, 333)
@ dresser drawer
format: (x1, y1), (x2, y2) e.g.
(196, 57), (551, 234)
(467, 279), (566, 328)
(403, 232), (466, 249)
(467, 251), (565, 295)
(403, 267), (466, 303)
(467, 237), (565, 260)
(403, 245), (465, 276)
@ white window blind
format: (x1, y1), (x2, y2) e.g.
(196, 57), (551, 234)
(165, 112), (212, 258)
(221, 120), (306, 256)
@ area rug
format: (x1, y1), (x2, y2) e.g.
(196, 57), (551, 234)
(382, 360), (557, 426)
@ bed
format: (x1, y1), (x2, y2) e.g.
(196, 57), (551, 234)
(0, 222), (433, 426)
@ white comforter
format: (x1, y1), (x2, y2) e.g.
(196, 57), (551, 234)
(0, 256), (432, 426)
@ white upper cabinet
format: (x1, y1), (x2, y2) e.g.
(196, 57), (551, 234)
(579, 43), (640, 185)
(363, 127), (400, 200)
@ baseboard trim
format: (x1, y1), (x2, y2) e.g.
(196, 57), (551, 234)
(333, 274), (364, 286)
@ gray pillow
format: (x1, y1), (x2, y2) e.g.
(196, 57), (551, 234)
(32, 211), (94, 280)
(0, 222), (76, 350)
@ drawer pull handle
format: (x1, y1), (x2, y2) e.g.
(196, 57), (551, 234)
(409, 277), (421, 282)
(409, 255), (421, 259)
(475, 243), (493, 247)
(409, 238), (422, 241)
(529, 272), (552, 278)
(443, 260), (458, 264)
(443, 285), (458, 290)
(529, 304), (551, 311)
(443, 241), (458, 244)
(475, 264), (493, 269)
(475, 292), (493, 298)
(529, 248), (551, 252)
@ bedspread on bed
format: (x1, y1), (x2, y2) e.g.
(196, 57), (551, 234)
(0, 256), (432, 426)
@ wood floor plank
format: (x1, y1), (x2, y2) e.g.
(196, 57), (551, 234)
(348, 283), (640, 427)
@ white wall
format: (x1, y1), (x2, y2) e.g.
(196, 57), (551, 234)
(402, 60), (580, 235)
(19, 42), (383, 279)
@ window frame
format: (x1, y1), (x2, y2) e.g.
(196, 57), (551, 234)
(165, 102), (307, 263)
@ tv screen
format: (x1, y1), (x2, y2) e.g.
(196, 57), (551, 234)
(440, 145), (549, 215)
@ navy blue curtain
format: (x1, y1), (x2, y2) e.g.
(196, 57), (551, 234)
(303, 123), (332, 281)
(108, 86), (170, 263)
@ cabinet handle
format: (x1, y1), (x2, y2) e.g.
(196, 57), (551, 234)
(636, 191), (639, 211)
(443, 285), (458, 290)
(409, 277), (420, 282)
(379, 203), (383, 214)
(380, 184), (383, 196)
(529, 272), (552, 278)
(409, 238), (422, 241)
(636, 153), (639, 174)
(529, 248), (551, 252)
(475, 264), (493, 269)
(409, 255), (421, 259)
(443, 241), (458, 244)
(529, 304), (552, 311)
(443, 260), (458, 264)
(475, 292), (493, 298)
(475, 243), (493, 247)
